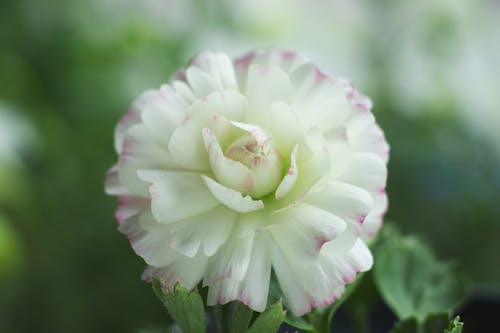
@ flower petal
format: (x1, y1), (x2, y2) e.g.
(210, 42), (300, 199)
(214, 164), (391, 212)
(205, 230), (272, 311)
(140, 85), (189, 142)
(189, 52), (238, 92)
(163, 205), (237, 257)
(119, 211), (180, 267)
(105, 164), (130, 195)
(138, 170), (219, 224)
(168, 90), (247, 170)
(275, 145), (299, 199)
(114, 91), (151, 154)
(270, 101), (301, 157)
(202, 127), (254, 194)
(238, 231), (272, 311)
(115, 195), (147, 226)
(204, 224), (254, 283)
(337, 153), (387, 193)
(270, 241), (325, 316)
(321, 238), (373, 284)
(201, 175), (264, 213)
(142, 250), (208, 290)
(290, 63), (352, 132)
(276, 129), (331, 207)
(305, 181), (373, 250)
(270, 203), (346, 262)
(118, 124), (179, 196)
(234, 49), (308, 91)
(244, 64), (293, 127)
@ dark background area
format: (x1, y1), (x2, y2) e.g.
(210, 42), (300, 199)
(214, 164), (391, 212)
(1, 0), (499, 332)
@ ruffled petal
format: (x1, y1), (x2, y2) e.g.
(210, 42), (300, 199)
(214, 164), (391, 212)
(189, 52), (238, 92)
(270, 101), (301, 157)
(105, 164), (129, 195)
(138, 170), (219, 224)
(290, 63), (352, 133)
(168, 90), (247, 170)
(119, 211), (180, 267)
(275, 145), (299, 199)
(238, 230), (272, 311)
(201, 175), (264, 213)
(202, 127), (254, 194)
(114, 91), (151, 154)
(271, 235), (372, 316)
(305, 181), (373, 250)
(205, 229), (272, 311)
(346, 108), (390, 163)
(234, 49), (308, 92)
(162, 205), (237, 257)
(142, 250), (208, 290)
(270, 241), (321, 316)
(118, 123), (179, 196)
(276, 129), (331, 207)
(337, 153), (387, 193)
(204, 224), (254, 284)
(362, 191), (388, 240)
(115, 195), (147, 226)
(140, 85), (189, 142)
(244, 64), (293, 128)
(270, 203), (346, 261)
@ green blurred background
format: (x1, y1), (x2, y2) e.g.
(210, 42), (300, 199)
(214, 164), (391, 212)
(0, 0), (499, 332)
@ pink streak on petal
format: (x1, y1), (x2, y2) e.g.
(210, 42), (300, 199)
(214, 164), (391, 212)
(121, 139), (133, 157)
(240, 293), (251, 306)
(234, 53), (254, 69)
(357, 214), (367, 225)
(316, 237), (329, 251)
(258, 66), (270, 75)
(315, 67), (328, 82)
(171, 69), (186, 81)
(281, 50), (295, 60)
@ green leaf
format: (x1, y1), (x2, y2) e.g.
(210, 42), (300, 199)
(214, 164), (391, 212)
(374, 236), (467, 323)
(389, 317), (419, 333)
(444, 316), (463, 333)
(390, 312), (460, 333)
(152, 279), (206, 333)
(247, 300), (286, 333)
(284, 312), (315, 332)
(230, 302), (254, 333)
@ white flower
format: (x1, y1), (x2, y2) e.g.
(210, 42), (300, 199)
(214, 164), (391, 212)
(105, 49), (389, 316)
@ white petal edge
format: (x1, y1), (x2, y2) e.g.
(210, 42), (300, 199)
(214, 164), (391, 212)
(275, 145), (299, 199)
(201, 175), (264, 213)
(138, 170), (219, 224)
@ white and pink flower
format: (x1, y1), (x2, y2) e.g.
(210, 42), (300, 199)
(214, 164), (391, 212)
(105, 49), (389, 316)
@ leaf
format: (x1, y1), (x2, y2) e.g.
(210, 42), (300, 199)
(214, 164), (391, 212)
(152, 279), (206, 333)
(373, 236), (467, 323)
(390, 312), (460, 333)
(284, 312), (315, 332)
(422, 312), (452, 333)
(230, 302), (254, 333)
(247, 300), (286, 333)
(444, 316), (463, 333)
(389, 317), (419, 333)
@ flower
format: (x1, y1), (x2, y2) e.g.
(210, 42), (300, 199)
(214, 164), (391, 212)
(105, 49), (389, 316)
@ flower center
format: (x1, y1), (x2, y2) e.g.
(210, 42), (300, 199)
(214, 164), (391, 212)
(225, 134), (282, 198)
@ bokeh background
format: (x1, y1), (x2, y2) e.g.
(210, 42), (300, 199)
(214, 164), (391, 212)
(1, 0), (499, 332)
